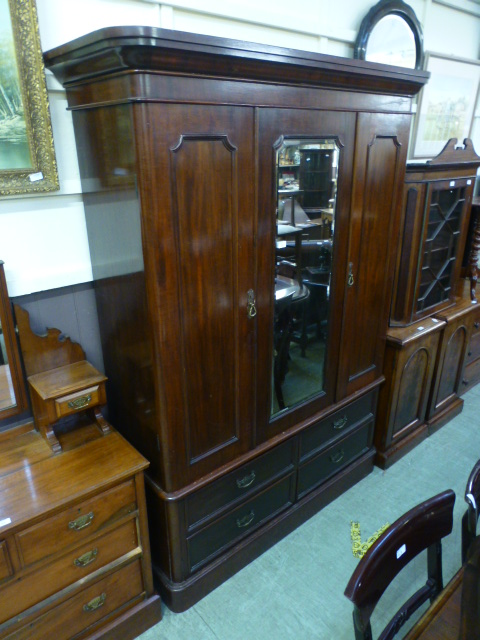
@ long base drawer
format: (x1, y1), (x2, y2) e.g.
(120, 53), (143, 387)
(187, 474), (295, 572)
(297, 420), (374, 498)
(3, 560), (144, 640)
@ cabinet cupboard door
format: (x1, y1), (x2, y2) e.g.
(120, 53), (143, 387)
(255, 108), (356, 441)
(136, 104), (256, 490)
(337, 112), (411, 399)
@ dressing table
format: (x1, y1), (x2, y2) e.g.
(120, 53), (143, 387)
(0, 263), (161, 639)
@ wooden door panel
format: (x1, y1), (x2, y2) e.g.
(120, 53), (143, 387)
(338, 113), (411, 399)
(136, 104), (256, 488)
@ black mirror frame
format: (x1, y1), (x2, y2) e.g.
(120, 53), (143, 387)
(354, 0), (424, 70)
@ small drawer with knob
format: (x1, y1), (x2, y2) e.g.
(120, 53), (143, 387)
(297, 420), (374, 499)
(465, 329), (480, 365)
(299, 391), (376, 463)
(185, 440), (295, 530)
(187, 474), (295, 571)
(15, 480), (136, 567)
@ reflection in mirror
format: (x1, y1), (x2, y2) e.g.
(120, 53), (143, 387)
(365, 15), (416, 68)
(0, 261), (28, 419)
(272, 138), (339, 417)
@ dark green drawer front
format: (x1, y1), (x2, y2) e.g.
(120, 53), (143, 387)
(187, 474), (294, 571)
(297, 421), (373, 498)
(299, 392), (375, 462)
(186, 440), (295, 529)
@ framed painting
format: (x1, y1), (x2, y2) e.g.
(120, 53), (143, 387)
(412, 53), (480, 159)
(0, 0), (58, 195)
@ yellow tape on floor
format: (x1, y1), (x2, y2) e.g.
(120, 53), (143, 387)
(350, 521), (390, 559)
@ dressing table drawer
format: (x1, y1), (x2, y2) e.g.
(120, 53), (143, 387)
(297, 420), (374, 498)
(16, 480), (136, 567)
(54, 384), (105, 419)
(4, 560), (144, 640)
(0, 544), (12, 583)
(185, 440), (295, 529)
(0, 519), (139, 625)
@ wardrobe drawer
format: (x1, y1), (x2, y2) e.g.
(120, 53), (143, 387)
(299, 392), (375, 462)
(187, 474), (294, 571)
(0, 519), (139, 625)
(54, 384), (105, 419)
(0, 542), (12, 583)
(297, 421), (374, 498)
(4, 560), (144, 640)
(16, 480), (136, 567)
(185, 440), (295, 529)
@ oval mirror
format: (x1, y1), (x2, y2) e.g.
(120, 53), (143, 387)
(354, 0), (424, 70)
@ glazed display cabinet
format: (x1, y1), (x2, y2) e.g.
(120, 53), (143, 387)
(44, 27), (427, 611)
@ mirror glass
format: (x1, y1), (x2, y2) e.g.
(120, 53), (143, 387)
(0, 321), (16, 411)
(272, 138), (339, 417)
(365, 14), (416, 68)
(0, 262), (28, 419)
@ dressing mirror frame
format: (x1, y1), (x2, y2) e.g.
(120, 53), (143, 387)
(354, 0), (424, 70)
(0, 261), (28, 419)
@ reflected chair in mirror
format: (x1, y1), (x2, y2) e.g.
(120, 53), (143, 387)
(461, 458), (480, 563)
(273, 290), (294, 410)
(344, 489), (455, 640)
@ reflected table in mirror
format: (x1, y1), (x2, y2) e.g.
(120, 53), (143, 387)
(273, 275), (328, 415)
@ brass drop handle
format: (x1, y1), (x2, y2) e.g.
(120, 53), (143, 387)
(330, 449), (345, 464)
(236, 510), (255, 528)
(83, 592), (106, 612)
(333, 415), (348, 430)
(247, 289), (257, 318)
(69, 512), (94, 531)
(68, 394), (92, 410)
(347, 263), (354, 287)
(74, 548), (98, 567)
(236, 470), (256, 489)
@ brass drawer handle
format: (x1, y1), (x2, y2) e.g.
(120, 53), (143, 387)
(330, 449), (345, 464)
(236, 471), (256, 489)
(333, 415), (348, 430)
(69, 512), (94, 531)
(236, 510), (255, 528)
(68, 394), (92, 410)
(83, 592), (106, 612)
(74, 548), (98, 567)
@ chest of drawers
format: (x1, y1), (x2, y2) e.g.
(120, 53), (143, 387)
(0, 427), (161, 639)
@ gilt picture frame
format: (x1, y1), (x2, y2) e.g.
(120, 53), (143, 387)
(412, 52), (480, 159)
(0, 0), (58, 195)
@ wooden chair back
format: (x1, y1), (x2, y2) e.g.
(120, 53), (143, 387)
(344, 489), (456, 640)
(462, 459), (480, 563)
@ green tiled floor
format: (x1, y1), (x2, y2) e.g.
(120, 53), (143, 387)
(137, 386), (480, 639)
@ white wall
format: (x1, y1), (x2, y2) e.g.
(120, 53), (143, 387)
(1, 0), (479, 296)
